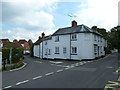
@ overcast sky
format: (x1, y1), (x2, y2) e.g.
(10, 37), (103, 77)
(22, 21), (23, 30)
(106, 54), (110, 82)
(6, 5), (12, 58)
(0, 0), (119, 42)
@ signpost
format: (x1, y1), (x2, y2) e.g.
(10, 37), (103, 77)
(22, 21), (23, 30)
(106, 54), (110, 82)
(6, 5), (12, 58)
(9, 48), (12, 68)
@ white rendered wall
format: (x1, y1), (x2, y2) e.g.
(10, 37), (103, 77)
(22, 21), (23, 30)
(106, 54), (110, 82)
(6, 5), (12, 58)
(33, 45), (39, 57)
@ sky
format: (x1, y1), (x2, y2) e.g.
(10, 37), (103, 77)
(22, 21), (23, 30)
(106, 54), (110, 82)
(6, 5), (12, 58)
(0, 0), (119, 42)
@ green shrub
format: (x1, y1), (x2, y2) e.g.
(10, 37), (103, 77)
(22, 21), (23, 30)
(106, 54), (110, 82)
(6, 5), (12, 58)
(2, 48), (24, 64)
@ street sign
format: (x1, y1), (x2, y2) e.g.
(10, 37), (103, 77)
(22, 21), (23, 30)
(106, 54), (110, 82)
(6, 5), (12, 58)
(15, 53), (19, 56)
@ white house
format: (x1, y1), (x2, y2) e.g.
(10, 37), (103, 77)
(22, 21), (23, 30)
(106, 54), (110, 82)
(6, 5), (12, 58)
(34, 20), (107, 60)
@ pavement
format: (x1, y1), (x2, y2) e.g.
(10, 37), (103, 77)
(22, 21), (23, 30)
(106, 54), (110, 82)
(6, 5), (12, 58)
(2, 53), (119, 89)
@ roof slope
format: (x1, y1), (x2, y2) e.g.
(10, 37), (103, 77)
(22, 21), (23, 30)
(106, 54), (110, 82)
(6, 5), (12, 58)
(52, 24), (102, 36)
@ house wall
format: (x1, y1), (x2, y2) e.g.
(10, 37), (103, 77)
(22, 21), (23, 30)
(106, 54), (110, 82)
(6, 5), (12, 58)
(39, 33), (106, 60)
(0, 52), (2, 69)
(33, 45), (40, 57)
(43, 35), (70, 59)
(92, 34), (106, 58)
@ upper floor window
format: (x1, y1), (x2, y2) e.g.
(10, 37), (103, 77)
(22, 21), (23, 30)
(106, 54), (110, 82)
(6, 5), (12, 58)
(71, 34), (77, 41)
(48, 49), (51, 55)
(55, 36), (59, 42)
(63, 47), (67, 54)
(71, 47), (77, 54)
(98, 36), (99, 42)
(94, 44), (97, 53)
(55, 47), (59, 54)
(100, 37), (102, 42)
(45, 48), (47, 55)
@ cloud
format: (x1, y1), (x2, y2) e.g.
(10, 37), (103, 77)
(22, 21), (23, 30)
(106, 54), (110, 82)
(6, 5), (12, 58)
(75, 0), (119, 30)
(1, 0), (58, 41)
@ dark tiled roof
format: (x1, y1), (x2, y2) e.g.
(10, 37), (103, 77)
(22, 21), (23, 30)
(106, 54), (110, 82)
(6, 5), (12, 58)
(41, 35), (52, 41)
(2, 42), (23, 48)
(28, 39), (33, 47)
(1, 39), (10, 43)
(52, 24), (102, 36)
(19, 39), (27, 44)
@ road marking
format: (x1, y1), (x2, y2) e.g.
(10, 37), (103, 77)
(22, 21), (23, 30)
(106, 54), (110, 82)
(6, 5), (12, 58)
(83, 61), (86, 64)
(16, 80), (29, 85)
(10, 62), (27, 72)
(4, 86), (12, 89)
(45, 72), (54, 76)
(33, 76), (42, 80)
(35, 61), (42, 63)
(56, 69), (63, 72)
(70, 65), (74, 68)
(79, 62), (84, 65)
(56, 65), (62, 66)
(104, 81), (120, 90)
(118, 76), (120, 81)
(49, 61), (63, 64)
(65, 67), (70, 70)
(116, 67), (120, 72)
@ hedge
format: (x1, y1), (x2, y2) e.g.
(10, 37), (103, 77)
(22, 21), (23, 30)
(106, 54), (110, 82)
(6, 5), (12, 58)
(2, 48), (24, 64)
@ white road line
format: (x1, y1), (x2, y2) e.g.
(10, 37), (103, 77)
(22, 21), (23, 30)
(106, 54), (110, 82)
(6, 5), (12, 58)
(4, 86), (12, 89)
(79, 63), (83, 65)
(10, 62), (27, 72)
(56, 69), (63, 72)
(33, 76), (42, 80)
(70, 65), (74, 68)
(65, 67), (70, 70)
(56, 65), (62, 66)
(45, 72), (54, 76)
(35, 61), (42, 63)
(16, 80), (29, 85)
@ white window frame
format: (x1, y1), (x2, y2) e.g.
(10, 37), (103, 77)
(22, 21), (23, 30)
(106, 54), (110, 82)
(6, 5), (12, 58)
(63, 47), (67, 54)
(48, 49), (51, 55)
(45, 48), (48, 55)
(71, 34), (77, 41)
(55, 47), (59, 54)
(71, 47), (77, 54)
(55, 36), (59, 42)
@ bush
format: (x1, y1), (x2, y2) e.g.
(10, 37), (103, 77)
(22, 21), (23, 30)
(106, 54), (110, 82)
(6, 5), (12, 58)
(2, 48), (24, 64)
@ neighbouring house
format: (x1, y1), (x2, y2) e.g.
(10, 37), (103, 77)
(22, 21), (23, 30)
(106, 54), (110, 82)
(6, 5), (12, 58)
(28, 39), (33, 48)
(0, 39), (33, 54)
(1, 39), (23, 48)
(18, 39), (30, 54)
(34, 20), (107, 60)
(33, 36), (42, 58)
(0, 39), (3, 48)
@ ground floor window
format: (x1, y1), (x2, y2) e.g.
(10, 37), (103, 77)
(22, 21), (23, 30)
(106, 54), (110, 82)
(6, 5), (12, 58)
(63, 47), (67, 54)
(55, 47), (59, 54)
(71, 47), (77, 54)
(48, 49), (51, 55)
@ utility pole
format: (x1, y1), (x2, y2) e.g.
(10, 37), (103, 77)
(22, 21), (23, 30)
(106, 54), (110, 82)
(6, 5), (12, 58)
(9, 48), (12, 67)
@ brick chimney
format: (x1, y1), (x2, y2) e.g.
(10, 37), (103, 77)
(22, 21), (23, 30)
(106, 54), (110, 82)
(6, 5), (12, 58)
(72, 20), (77, 27)
(13, 39), (18, 43)
(91, 26), (97, 31)
(41, 32), (45, 38)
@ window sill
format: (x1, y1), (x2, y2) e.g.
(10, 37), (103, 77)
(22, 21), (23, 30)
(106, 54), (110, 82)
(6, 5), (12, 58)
(55, 53), (60, 54)
(71, 39), (77, 41)
(71, 53), (77, 55)
(55, 41), (59, 42)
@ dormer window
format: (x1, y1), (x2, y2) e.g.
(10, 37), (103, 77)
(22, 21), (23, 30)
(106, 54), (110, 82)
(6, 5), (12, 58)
(55, 36), (59, 42)
(71, 34), (77, 41)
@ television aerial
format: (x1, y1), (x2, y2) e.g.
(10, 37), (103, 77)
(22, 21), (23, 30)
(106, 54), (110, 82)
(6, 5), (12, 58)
(68, 14), (77, 20)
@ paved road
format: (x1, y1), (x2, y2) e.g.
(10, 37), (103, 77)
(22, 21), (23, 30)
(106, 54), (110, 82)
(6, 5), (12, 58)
(2, 53), (119, 89)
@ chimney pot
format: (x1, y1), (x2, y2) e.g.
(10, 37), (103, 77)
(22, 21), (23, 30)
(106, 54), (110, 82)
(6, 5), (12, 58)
(41, 32), (45, 38)
(72, 20), (77, 27)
